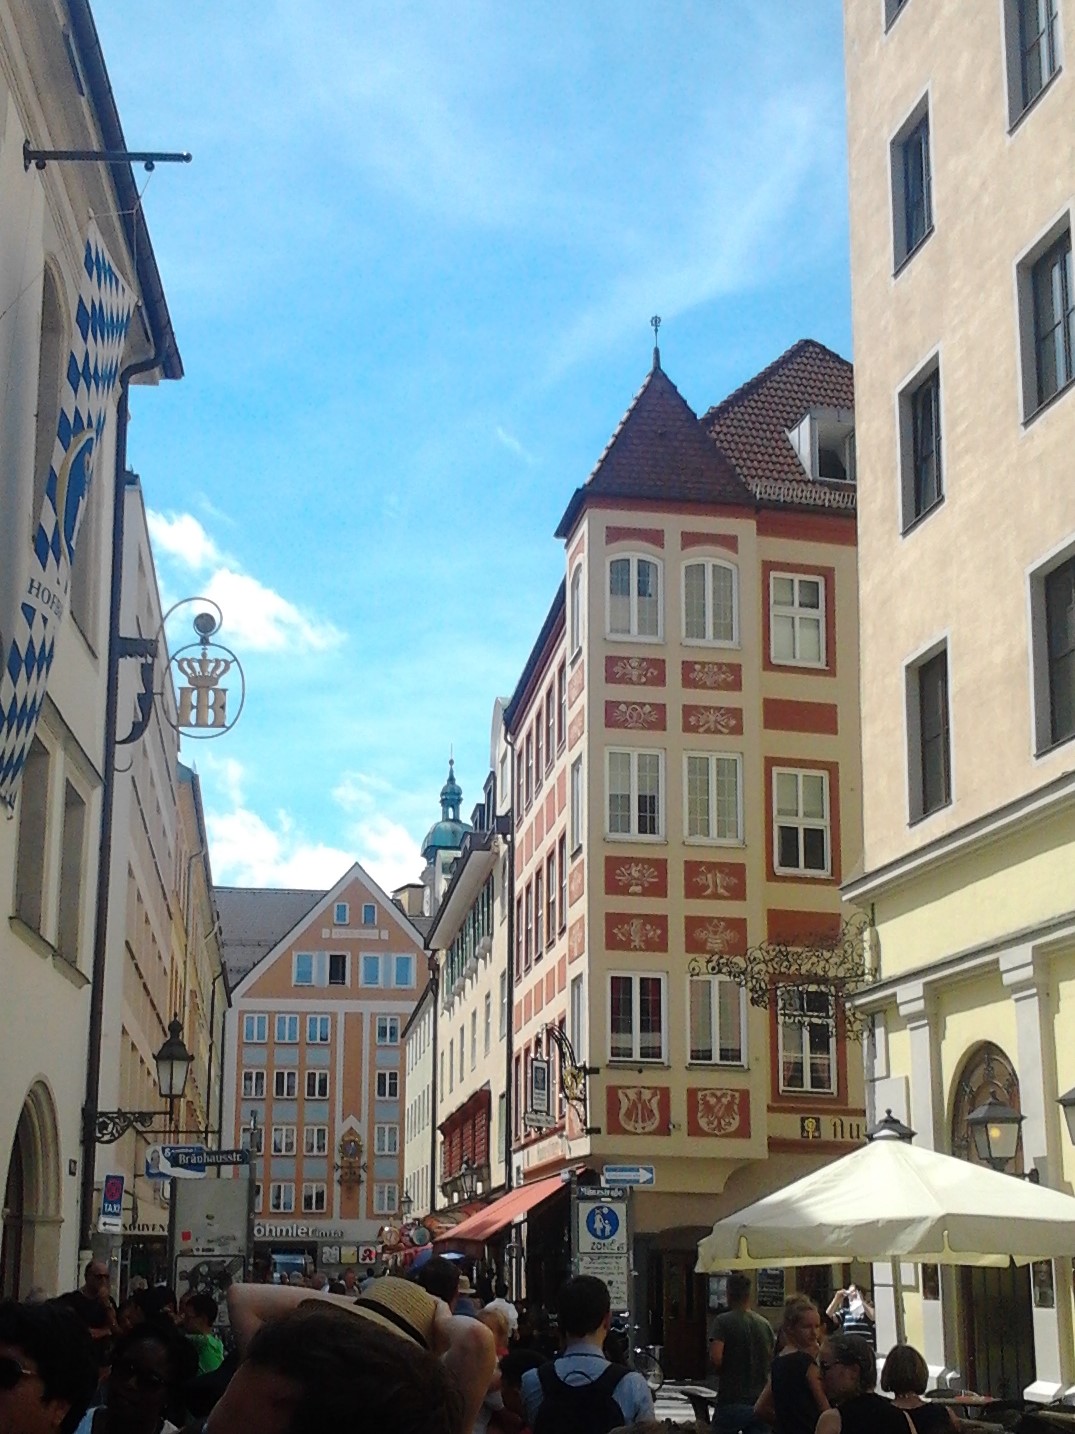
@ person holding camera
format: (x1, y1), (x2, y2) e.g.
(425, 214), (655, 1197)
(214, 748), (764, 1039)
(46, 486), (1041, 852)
(825, 1285), (875, 1349)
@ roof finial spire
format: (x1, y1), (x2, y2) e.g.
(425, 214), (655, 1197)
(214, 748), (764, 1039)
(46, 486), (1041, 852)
(650, 314), (662, 371)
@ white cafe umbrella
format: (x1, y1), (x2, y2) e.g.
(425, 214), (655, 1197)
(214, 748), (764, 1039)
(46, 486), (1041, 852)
(696, 1137), (1075, 1341)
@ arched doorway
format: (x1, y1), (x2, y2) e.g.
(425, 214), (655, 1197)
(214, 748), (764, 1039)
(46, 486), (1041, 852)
(951, 1043), (1035, 1397)
(0, 1083), (62, 1298)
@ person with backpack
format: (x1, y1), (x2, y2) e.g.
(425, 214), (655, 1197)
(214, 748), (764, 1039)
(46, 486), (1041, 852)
(520, 1276), (654, 1434)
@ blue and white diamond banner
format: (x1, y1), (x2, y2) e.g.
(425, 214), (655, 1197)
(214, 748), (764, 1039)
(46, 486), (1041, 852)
(0, 224), (134, 810)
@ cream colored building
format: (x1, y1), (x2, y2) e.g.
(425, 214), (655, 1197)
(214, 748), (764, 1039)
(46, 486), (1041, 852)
(402, 982), (435, 1217)
(843, 0), (1075, 1399)
(0, 0), (180, 1296)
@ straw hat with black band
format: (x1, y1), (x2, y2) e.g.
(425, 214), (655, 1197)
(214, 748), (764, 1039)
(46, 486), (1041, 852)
(301, 1276), (439, 1349)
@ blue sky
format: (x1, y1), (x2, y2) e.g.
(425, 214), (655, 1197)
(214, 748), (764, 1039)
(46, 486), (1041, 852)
(93, 1), (852, 896)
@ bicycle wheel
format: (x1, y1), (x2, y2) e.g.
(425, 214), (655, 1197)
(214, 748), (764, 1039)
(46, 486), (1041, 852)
(632, 1347), (664, 1395)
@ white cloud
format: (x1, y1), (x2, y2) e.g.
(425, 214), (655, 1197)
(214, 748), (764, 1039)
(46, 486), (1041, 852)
(495, 426), (536, 465)
(146, 510), (223, 571)
(206, 803), (355, 890)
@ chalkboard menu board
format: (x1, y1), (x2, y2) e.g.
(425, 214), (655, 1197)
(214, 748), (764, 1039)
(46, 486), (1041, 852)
(756, 1267), (786, 1307)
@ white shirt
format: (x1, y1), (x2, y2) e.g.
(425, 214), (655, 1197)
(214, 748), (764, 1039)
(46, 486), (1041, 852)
(484, 1296), (519, 1334)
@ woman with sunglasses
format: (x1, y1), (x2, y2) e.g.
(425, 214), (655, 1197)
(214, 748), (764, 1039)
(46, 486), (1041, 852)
(815, 1334), (909, 1434)
(752, 1295), (829, 1434)
(72, 1318), (197, 1434)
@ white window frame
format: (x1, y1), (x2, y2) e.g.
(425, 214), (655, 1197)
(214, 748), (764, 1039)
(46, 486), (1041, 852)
(242, 1125), (264, 1155)
(363, 902), (377, 926)
(361, 953), (382, 987)
(274, 1070), (298, 1099)
(374, 1122), (399, 1155)
(1029, 538), (1075, 755)
(242, 1069), (266, 1099)
(271, 1124), (296, 1156)
(606, 553), (664, 641)
(376, 1070), (400, 1100)
(328, 952), (348, 986)
(305, 1070), (329, 1099)
(683, 752), (743, 844)
(769, 572), (826, 668)
(393, 954), (415, 988)
(243, 1013), (267, 1044)
(275, 1014), (299, 1044)
(376, 1014), (400, 1045)
(302, 1182), (327, 1213)
(269, 1182), (295, 1213)
(569, 564), (584, 656)
(772, 767), (832, 877)
(304, 1124), (329, 1155)
(293, 952), (315, 986)
(682, 559), (739, 646)
(607, 971), (668, 1064)
(373, 1182), (399, 1215)
(333, 901), (349, 925)
(570, 757), (584, 852)
(777, 987), (837, 1095)
(1003, 0), (1062, 127)
(306, 1014), (331, 1044)
(687, 974), (746, 1066)
(605, 747), (665, 841)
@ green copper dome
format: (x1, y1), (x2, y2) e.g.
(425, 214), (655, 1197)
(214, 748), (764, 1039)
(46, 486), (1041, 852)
(421, 758), (471, 862)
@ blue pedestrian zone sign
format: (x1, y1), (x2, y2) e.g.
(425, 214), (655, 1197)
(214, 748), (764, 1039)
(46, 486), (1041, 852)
(585, 1204), (620, 1242)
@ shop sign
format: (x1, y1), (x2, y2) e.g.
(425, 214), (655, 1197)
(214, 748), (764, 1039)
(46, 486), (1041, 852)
(99, 1174), (124, 1233)
(253, 1222), (346, 1240)
(122, 1220), (168, 1237)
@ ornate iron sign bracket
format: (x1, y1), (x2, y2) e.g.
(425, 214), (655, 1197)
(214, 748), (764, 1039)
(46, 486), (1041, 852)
(542, 1022), (601, 1134)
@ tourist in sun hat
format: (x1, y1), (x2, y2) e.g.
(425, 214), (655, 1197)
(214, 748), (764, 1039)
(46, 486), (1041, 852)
(228, 1274), (495, 1434)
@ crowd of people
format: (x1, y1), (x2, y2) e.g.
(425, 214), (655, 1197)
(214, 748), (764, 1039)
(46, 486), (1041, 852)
(0, 1257), (967, 1434)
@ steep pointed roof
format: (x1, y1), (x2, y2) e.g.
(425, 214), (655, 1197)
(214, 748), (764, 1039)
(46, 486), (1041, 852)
(703, 339), (856, 511)
(555, 363), (751, 539)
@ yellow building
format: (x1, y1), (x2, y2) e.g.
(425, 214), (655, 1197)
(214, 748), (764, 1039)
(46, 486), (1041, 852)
(842, 0), (1075, 1399)
(499, 341), (865, 1376)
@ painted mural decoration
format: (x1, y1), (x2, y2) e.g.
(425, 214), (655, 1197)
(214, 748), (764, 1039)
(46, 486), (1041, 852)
(605, 912), (669, 952)
(688, 1088), (751, 1139)
(685, 915), (748, 955)
(568, 664), (585, 704)
(606, 856), (667, 897)
(605, 655), (666, 687)
(683, 704), (743, 735)
(605, 700), (666, 731)
(568, 916), (586, 961)
(685, 860), (745, 901)
(568, 862), (585, 904)
(606, 1084), (671, 1136)
(681, 660), (742, 691)
(568, 709), (585, 747)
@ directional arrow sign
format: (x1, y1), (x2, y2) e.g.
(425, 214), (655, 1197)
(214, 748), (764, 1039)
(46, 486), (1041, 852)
(602, 1163), (655, 1187)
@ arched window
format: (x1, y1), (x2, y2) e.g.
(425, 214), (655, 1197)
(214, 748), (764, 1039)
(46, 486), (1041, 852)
(606, 554), (662, 640)
(569, 565), (583, 655)
(683, 559), (738, 645)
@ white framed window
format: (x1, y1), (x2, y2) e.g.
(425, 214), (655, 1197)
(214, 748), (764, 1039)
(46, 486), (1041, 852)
(688, 975), (745, 1065)
(499, 971), (508, 1039)
(393, 954), (414, 988)
(606, 748), (664, 839)
(778, 988), (836, 1094)
(484, 992), (492, 1056)
(570, 974), (586, 1061)
(898, 354), (943, 529)
(770, 573), (825, 667)
(376, 1070), (399, 1100)
(773, 768), (831, 876)
(275, 1014), (299, 1044)
(274, 1070), (298, 1099)
(293, 952), (314, 986)
(329, 952), (347, 986)
(307, 1014), (331, 1044)
(361, 954), (382, 987)
(458, 1024), (465, 1079)
(607, 554), (662, 639)
(242, 1069), (266, 1099)
(373, 1183), (399, 1215)
(470, 1010), (478, 1068)
(243, 1013), (267, 1044)
(305, 1070), (329, 1099)
(557, 662), (567, 746)
(253, 1181), (263, 1211)
(545, 686), (556, 771)
(1017, 216), (1075, 419)
(241, 1125), (264, 1155)
(376, 1015), (400, 1045)
(906, 644), (952, 820)
(683, 560), (738, 645)
(374, 1123), (399, 1155)
(304, 1124), (329, 1155)
(891, 95), (932, 271)
(1031, 546), (1075, 753)
(333, 901), (349, 925)
(269, 1182), (295, 1213)
(1004, 0), (1061, 125)
(685, 753), (742, 842)
(302, 1182), (327, 1213)
(570, 757), (584, 851)
(569, 564), (584, 656)
(271, 1124), (296, 1155)
(608, 972), (666, 1063)
(363, 902), (377, 926)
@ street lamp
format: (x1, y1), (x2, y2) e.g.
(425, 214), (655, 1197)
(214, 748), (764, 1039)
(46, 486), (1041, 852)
(401, 1190), (415, 1221)
(966, 1095), (1024, 1172)
(867, 1108), (916, 1143)
(1057, 1087), (1075, 1147)
(90, 1017), (193, 1144)
(458, 1158), (477, 1201)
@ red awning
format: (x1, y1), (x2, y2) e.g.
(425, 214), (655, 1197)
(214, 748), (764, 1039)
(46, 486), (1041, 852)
(433, 1172), (567, 1248)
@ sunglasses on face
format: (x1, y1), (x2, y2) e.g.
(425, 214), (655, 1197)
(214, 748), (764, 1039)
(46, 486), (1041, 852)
(0, 1355), (35, 1390)
(112, 1359), (166, 1392)
(819, 1359), (854, 1373)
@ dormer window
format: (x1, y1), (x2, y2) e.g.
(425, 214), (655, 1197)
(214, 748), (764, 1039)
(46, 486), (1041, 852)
(787, 407), (856, 484)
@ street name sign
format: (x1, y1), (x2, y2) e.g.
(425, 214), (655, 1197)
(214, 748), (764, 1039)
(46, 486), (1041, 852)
(575, 1185), (632, 1311)
(602, 1164), (655, 1187)
(201, 1149), (249, 1166)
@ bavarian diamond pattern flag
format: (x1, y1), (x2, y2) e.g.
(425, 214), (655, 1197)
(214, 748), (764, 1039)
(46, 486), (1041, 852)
(0, 223), (134, 810)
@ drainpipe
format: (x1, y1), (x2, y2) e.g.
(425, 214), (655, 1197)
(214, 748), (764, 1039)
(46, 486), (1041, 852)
(79, 344), (164, 1255)
(203, 962), (226, 1145)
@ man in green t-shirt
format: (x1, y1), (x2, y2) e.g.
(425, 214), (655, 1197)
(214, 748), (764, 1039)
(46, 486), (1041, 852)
(181, 1292), (225, 1374)
(708, 1273), (775, 1434)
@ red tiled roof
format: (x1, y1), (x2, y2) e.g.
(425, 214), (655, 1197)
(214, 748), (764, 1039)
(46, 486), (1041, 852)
(704, 339), (856, 512)
(555, 363), (751, 538)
